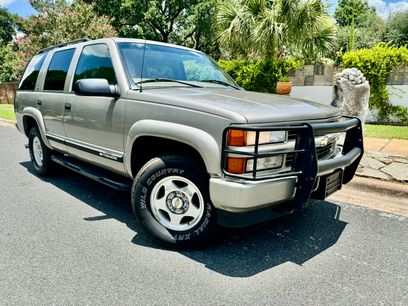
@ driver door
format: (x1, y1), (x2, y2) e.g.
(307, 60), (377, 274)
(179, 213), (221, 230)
(63, 43), (125, 173)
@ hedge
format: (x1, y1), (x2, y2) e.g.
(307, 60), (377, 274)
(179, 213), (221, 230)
(219, 58), (302, 93)
(342, 44), (408, 124)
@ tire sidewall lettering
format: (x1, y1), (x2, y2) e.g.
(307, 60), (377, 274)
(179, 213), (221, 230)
(146, 168), (185, 186)
(140, 186), (148, 209)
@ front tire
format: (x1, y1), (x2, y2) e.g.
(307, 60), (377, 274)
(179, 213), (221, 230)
(131, 155), (217, 247)
(28, 127), (54, 176)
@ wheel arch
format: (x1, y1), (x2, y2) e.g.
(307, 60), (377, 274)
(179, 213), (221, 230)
(21, 107), (51, 148)
(125, 120), (221, 178)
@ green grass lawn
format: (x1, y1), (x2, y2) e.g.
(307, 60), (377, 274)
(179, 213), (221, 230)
(365, 124), (408, 140)
(0, 104), (16, 121)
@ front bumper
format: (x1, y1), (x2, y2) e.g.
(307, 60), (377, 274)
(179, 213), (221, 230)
(210, 116), (363, 214)
(210, 176), (297, 212)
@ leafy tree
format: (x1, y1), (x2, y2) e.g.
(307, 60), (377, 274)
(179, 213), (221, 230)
(173, 0), (220, 56)
(1, 0), (116, 82)
(22, 0), (116, 53)
(334, 0), (382, 52)
(82, 0), (145, 37)
(216, 0), (336, 61)
(334, 0), (375, 27)
(334, 10), (384, 55)
(0, 8), (20, 46)
(84, 0), (220, 56)
(384, 11), (408, 47)
(0, 43), (22, 82)
(336, 25), (383, 52)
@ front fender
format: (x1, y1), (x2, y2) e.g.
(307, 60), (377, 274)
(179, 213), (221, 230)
(21, 107), (51, 148)
(125, 120), (221, 177)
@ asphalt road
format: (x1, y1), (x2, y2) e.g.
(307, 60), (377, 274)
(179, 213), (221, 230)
(1, 126), (407, 305)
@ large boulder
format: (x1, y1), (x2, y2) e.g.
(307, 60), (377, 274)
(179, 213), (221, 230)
(331, 68), (370, 124)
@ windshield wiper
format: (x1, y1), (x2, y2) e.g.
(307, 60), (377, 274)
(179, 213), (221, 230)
(198, 79), (240, 90)
(135, 78), (203, 88)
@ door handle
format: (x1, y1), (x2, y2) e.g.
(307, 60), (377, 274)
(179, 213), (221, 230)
(36, 99), (42, 106)
(64, 102), (71, 111)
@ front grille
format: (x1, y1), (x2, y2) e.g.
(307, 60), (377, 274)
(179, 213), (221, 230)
(285, 140), (335, 167)
(288, 130), (298, 141)
(285, 152), (295, 166)
(316, 142), (335, 159)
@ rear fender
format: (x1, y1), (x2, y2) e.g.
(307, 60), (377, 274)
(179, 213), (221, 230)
(21, 107), (51, 148)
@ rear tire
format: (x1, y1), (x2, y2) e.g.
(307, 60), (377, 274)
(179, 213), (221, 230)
(131, 155), (218, 247)
(28, 127), (54, 176)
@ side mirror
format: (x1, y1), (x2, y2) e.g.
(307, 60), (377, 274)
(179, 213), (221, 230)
(73, 78), (120, 97)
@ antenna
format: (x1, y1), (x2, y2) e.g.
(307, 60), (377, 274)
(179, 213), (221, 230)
(139, 39), (147, 93)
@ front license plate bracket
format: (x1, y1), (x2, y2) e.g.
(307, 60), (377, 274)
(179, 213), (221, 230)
(311, 169), (343, 200)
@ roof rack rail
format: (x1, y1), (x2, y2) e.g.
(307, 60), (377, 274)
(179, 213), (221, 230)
(38, 37), (90, 54)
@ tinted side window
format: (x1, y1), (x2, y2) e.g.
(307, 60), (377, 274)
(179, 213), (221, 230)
(73, 44), (116, 88)
(18, 52), (48, 90)
(44, 48), (75, 91)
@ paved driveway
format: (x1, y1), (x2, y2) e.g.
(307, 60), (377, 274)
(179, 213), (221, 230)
(0, 126), (407, 305)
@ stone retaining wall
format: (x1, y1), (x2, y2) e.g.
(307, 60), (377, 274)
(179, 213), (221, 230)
(288, 64), (408, 87)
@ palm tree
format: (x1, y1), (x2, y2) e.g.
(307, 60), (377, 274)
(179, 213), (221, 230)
(216, 0), (336, 61)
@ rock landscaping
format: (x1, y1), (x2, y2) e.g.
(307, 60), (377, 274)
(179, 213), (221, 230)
(357, 152), (408, 182)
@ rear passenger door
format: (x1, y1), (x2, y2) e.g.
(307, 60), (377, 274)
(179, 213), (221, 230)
(63, 43), (125, 173)
(39, 48), (75, 152)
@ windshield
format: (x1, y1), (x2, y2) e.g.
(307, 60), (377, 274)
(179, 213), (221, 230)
(117, 42), (238, 89)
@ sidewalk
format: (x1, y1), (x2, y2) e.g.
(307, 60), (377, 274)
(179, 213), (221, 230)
(364, 138), (408, 156)
(358, 137), (408, 182)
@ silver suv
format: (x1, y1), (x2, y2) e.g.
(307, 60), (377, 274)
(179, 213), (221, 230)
(15, 38), (363, 247)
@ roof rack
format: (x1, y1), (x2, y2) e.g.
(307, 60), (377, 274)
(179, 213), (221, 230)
(38, 37), (90, 54)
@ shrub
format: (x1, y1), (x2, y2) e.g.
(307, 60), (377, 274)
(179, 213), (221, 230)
(342, 44), (408, 124)
(219, 58), (302, 93)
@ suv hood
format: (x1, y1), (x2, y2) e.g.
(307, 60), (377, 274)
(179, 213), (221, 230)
(132, 87), (340, 123)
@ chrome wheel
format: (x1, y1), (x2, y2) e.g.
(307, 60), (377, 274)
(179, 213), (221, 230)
(32, 136), (43, 167)
(150, 176), (205, 231)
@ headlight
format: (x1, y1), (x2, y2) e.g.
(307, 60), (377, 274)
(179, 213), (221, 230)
(227, 130), (287, 146)
(246, 131), (286, 145)
(246, 155), (283, 171)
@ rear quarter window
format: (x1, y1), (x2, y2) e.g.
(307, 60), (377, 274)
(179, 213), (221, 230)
(18, 52), (48, 90)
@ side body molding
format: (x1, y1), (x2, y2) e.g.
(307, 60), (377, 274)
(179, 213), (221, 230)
(21, 107), (52, 148)
(125, 120), (221, 177)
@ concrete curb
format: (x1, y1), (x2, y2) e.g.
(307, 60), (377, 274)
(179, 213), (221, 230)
(329, 176), (408, 217)
(0, 118), (16, 124)
(0, 118), (16, 127)
(348, 176), (408, 198)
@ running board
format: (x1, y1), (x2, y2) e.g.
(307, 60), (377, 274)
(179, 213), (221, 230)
(51, 154), (131, 191)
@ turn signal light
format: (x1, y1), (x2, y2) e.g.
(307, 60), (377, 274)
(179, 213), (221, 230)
(227, 157), (246, 174)
(227, 129), (246, 146)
